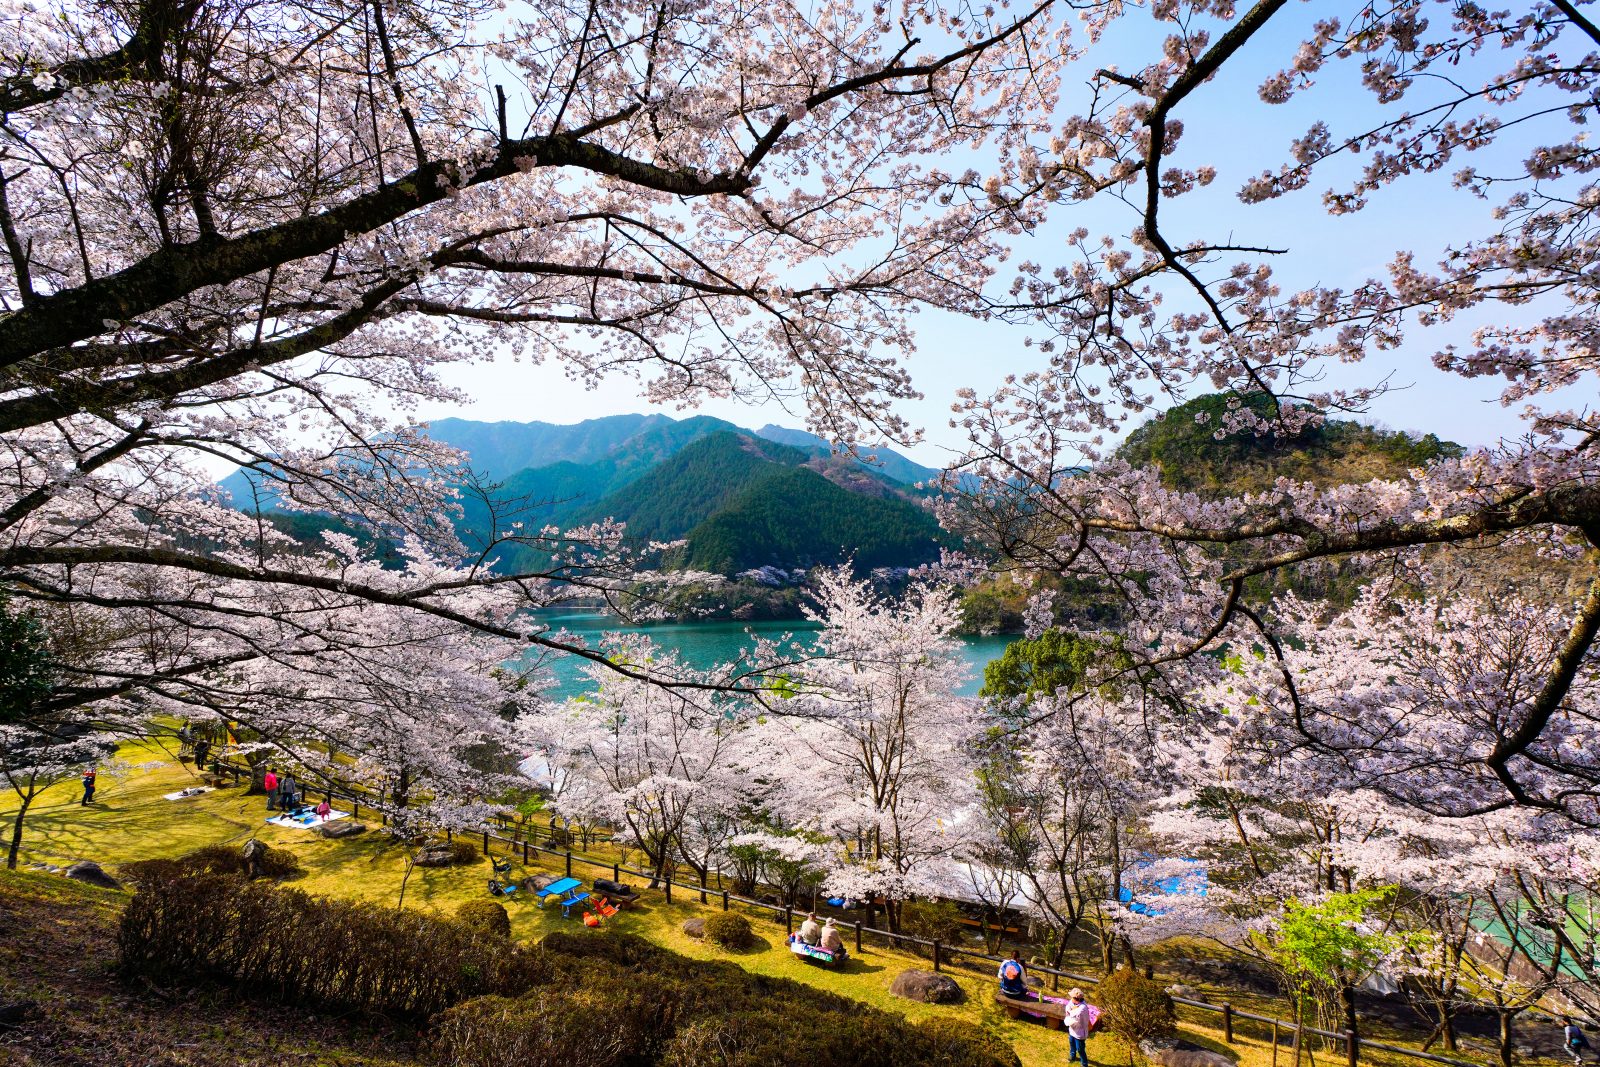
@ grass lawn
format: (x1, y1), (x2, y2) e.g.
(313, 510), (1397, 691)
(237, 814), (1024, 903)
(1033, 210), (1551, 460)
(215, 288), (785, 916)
(1, 744), (1563, 1067)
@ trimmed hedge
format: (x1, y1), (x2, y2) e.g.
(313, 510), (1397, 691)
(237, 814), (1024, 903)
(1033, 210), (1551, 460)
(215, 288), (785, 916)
(919, 1018), (1024, 1067)
(455, 932), (1023, 1067)
(121, 842), (300, 885)
(702, 911), (755, 949)
(456, 899), (512, 940)
(118, 871), (550, 1019)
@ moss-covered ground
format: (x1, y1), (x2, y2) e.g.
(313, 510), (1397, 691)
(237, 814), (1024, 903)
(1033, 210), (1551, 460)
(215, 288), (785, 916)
(0, 744), (1568, 1067)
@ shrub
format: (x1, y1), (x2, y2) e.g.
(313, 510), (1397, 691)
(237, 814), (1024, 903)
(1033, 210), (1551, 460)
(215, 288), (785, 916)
(121, 841), (299, 885)
(456, 899), (512, 940)
(702, 911), (755, 950)
(1095, 966), (1177, 1045)
(660, 1010), (1019, 1067)
(918, 1018), (1023, 1067)
(430, 987), (651, 1067)
(899, 898), (966, 949)
(118, 870), (551, 1019)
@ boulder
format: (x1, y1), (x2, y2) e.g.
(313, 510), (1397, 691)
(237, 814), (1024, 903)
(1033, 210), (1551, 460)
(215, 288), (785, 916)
(682, 918), (706, 939)
(413, 843), (458, 868)
(1166, 983), (1199, 999)
(1139, 1038), (1235, 1067)
(523, 872), (562, 891)
(0, 999), (39, 1031)
(889, 968), (965, 1005)
(319, 820), (367, 839)
(62, 860), (120, 890)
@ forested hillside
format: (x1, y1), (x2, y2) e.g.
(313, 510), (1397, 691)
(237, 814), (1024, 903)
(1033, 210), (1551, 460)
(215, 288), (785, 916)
(1117, 393), (1463, 492)
(681, 465), (943, 573)
(571, 432), (808, 543)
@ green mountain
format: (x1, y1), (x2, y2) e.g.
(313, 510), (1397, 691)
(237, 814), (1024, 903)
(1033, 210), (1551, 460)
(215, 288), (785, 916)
(752, 424), (941, 486)
(570, 432), (808, 543)
(423, 413), (664, 482)
(216, 416), (948, 578)
(1118, 393), (1463, 493)
(681, 465), (942, 574)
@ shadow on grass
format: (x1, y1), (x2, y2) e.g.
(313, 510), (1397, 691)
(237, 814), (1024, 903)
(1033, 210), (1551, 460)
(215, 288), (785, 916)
(1179, 1029), (1242, 1063)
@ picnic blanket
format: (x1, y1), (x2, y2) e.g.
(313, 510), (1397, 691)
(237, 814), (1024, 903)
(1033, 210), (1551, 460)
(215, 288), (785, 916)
(266, 809), (349, 829)
(162, 786), (214, 801)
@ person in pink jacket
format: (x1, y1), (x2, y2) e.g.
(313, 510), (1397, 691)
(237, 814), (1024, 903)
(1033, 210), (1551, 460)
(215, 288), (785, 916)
(1063, 987), (1093, 1067)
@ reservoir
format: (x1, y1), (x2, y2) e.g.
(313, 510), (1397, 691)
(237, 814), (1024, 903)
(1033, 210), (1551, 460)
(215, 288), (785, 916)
(528, 612), (1016, 700)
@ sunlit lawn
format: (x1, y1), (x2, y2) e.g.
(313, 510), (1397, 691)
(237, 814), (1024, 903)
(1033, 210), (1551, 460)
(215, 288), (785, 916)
(1, 743), (1551, 1067)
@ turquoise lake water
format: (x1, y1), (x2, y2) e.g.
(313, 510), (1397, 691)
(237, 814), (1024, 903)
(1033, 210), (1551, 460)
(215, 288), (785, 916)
(529, 612), (1016, 699)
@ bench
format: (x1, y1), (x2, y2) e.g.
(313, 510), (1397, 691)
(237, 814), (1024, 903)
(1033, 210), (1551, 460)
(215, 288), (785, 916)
(788, 937), (847, 967)
(995, 991), (1068, 1030)
(560, 891), (591, 918)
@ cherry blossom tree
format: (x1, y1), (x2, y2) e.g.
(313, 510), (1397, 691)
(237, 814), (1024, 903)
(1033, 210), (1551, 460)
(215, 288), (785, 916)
(0, 0), (1077, 743)
(765, 567), (979, 931)
(537, 634), (758, 887)
(944, 0), (1600, 826)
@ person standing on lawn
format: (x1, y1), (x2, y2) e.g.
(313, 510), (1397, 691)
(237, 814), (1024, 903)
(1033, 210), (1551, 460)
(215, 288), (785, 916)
(262, 768), (279, 810)
(1064, 987), (1093, 1067)
(79, 767), (96, 806)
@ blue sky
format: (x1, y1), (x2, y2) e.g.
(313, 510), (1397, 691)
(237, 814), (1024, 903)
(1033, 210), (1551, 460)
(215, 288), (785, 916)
(418, 3), (1581, 469)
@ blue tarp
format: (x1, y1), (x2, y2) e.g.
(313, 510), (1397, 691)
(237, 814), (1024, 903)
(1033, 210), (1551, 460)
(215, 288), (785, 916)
(1118, 858), (1208, 916)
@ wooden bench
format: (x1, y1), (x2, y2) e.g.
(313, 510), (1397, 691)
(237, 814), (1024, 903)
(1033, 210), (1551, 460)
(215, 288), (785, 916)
(995, 991), (1068, 1030)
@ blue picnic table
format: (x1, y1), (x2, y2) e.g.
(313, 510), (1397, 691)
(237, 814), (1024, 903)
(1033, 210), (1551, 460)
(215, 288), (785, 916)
(534, 877), (590, 916)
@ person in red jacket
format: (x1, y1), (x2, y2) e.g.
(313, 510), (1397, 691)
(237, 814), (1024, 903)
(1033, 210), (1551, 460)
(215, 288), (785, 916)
(262, 768), (279, 811)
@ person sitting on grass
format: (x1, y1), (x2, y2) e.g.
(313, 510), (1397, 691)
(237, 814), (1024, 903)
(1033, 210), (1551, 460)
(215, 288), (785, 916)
(997, 951), (1029, 998)
(798, 912), (821, 946)
(819, 917), (845, 957)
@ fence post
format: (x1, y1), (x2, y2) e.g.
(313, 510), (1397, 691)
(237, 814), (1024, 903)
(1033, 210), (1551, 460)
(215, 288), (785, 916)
(1291, 1020), (1303, 1067)
(446, 827), (452, 842)
(1271, 1021), (1280, 1067)
(565, 850), (572, 877)
(855, 919), (863, 954)
(483, 830), (490, 854)
(613, 862), (620, 883)
(933, 940), (942, 973)
(1345, 1030), (1358, 1067)
(523, 840), (529, 864)
(664, 876), (672, 904)
(786, 906), (793, 934)
(353, 800), (359, 819)
(1144, 964), (1155, 980)
(722, 889), (730, 912)
(1223, 1003), (1234, 1043)
(1051, 969), (1059, 992)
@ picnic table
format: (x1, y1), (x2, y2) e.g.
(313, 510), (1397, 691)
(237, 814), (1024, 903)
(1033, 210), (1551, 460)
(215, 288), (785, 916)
(534, 877), (592, 916)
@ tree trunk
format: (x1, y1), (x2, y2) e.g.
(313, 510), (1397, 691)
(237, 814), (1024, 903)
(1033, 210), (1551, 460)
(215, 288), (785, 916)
(1339, 983), (1358, 1039)
(1497, 1011), (1515, 1067)
(7, 794), (31, 869)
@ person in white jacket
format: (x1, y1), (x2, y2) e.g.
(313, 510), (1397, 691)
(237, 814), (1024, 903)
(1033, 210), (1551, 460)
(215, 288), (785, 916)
(1063, 988), (1092, 1067)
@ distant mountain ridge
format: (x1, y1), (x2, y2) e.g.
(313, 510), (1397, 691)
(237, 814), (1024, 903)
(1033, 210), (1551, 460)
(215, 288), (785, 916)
(220, 415), (946, 577)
